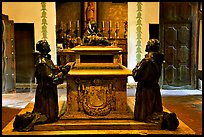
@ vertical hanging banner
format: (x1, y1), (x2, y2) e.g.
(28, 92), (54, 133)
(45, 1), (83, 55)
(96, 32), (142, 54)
(136, 2), (142, 63)
(41, 2), (48, 40)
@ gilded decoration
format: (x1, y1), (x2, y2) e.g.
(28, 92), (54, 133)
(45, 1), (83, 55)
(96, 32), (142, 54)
(75, 78), (116, 116)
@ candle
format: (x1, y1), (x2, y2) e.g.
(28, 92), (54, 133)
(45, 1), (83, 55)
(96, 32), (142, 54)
(109, 21), (112, 28)
(69, 21), (71, 29)
(77, 20), (79, 28)
(102, 21), (104, 28)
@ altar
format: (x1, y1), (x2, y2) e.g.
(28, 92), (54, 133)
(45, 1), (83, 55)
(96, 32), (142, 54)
(61, 45), (133, 119)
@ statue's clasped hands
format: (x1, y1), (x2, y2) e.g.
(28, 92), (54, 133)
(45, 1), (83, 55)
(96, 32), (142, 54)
(65, 61), (76, 69)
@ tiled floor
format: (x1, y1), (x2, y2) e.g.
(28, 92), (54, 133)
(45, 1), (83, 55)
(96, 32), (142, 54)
(161, 95), (202, 135)
(2, 88), (202, 135)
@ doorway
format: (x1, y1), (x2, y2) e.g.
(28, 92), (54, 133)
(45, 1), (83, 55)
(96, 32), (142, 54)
(14, 23), (35, 83)
(159, 2), (199, 89)
(149, 24), (159, 40)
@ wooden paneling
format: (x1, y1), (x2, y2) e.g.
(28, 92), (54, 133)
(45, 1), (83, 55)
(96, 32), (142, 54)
(2, 14), (16, 93)
(14, 23), (35, 83)
(160, 2), (199, 89)
(163, 24), (191, 86)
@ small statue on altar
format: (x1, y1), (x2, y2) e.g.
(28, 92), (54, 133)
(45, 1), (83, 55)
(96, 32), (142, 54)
(13, 40), (74, 132)
(132, 39), (179, 131)
(82, 20), (111, 46)
(86, 20), (101, 36)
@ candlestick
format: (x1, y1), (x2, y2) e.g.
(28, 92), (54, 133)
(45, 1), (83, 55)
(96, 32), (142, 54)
(124, 21), (128, 38)
(109, 21), (112, 28)
(102, 21), (104, 28)
(115, 22), (120, 39)
(69, 21), (71, 29)
(77, 20), (79, 28)
(117, 22), (119, 28)
(66, 23), (70, 36)
(108, 24), (112, 39)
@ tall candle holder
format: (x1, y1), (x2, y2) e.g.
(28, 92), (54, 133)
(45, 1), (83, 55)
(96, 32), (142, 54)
(68, 21), (73, 36)
(108, 21), (112, 39)
(74, 20), (80, 37)
(100, 21), (105, 35)
(63, 33), (68, 49)
(56, 24), (63, 43)
(115, 22), (120, 39)
(65, 23), (71, 36)
(124, 21), (128, 38)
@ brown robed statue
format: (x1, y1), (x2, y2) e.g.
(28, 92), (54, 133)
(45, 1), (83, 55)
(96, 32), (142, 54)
(132, 39), (179, 131)
(13, 40), (75, 132)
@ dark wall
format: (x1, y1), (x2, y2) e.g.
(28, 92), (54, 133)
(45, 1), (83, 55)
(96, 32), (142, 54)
(97, 2), (128, 38)
(14, 23), (35, 83)
(56, 2), (82, 30)
(56, 2), (128, 38)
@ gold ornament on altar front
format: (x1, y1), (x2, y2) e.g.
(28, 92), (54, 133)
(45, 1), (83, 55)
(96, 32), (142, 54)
(83, 85), (111, 116)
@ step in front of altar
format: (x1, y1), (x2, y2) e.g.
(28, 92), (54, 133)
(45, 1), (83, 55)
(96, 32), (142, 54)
(2, 97), (196, 135)
(34, 119), (161, 131)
